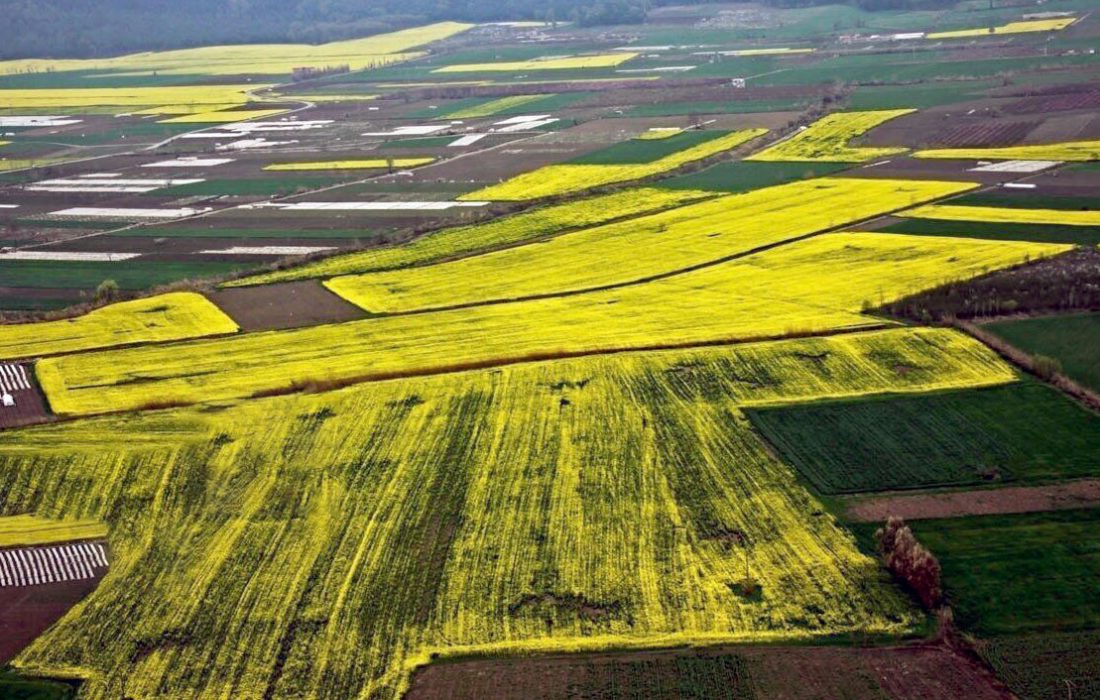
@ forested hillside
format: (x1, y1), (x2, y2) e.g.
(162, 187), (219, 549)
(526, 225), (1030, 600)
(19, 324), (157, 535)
(0, 0), (955, 60)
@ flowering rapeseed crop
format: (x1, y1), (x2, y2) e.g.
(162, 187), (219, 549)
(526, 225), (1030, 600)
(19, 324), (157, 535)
(36, 233), (1063, 415)
(3, 328), (1017, 698)
(747, 110), (913, 162)
(0, 292), (237, 361)
(462, 129), (767, 200)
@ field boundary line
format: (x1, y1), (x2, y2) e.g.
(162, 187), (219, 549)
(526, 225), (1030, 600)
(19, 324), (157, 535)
(953, 318), (1100, 415)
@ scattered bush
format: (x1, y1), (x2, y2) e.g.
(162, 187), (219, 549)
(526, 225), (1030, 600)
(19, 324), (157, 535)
(875, 516), (942, 610)
(1032, 354), (1063, 380)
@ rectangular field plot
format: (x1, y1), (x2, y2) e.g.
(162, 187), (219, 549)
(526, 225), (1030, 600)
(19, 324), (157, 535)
(0, 259), (252, 292)
(0, 516), (106, 548)
(155, 177), (349, 197)
(979, 631), (1100, 700)
(657, 161), (849, 193)
(986, 312), (1100, 393)
(876, 218), (1100, 246)
(898, 509), (1100, 636)
(0, 292), (238, 361)
(746, 379), (1100, 494)
(325, 180), (986, 313)
(746, 110), (913, 163)
(461, 129), (766, 201)
(231, 187), (712, 285)
(899, 204), (1100, 227)
(0, 337), (985, 698)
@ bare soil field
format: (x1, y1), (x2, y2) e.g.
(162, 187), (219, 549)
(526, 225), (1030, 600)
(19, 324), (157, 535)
(857, 101), (1025, 149)
(836, 157), (1010, 185)
(1023, 112), (1100, 144)
(0, 362), (50, 429)
(0, 575), (103, 663)
(406, 644), (1010, 700)
(206, 279), (365, 331)
(843, 479), (1100, 522)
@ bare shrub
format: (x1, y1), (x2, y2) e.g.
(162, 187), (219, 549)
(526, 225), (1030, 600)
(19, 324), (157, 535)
(875, 516), (943, 610)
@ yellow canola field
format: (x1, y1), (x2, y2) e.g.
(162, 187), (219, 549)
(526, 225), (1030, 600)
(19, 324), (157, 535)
(0, 22), (473, 76)
(132, 103), (246, 115)
(729, 47), (814, 56)
(637, 128), (684, 140)
(158, 108), (288, 123)
(747, 110), (914, 162)
(37, 232), (1063, 415)
(462, 129), (767, 201)
(434, 52), (636, 73)
(229, 188), (713, 286)
(328, 177), (977, 313)
(264, 158), (435, 171)
(444, 94), (553, 119)
(900, 204), (1100, 227)
(0, 292), (238, 361)
(0, 515), (107, 548)
(0, 157), (68, 172)
(0, 85), (262, 110)
(927, 17), (1076, 39)
(914, 140), (1100, 161)
(4, 326), (1018, 698)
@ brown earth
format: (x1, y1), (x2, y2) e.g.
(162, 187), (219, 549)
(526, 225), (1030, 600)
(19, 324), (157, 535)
(0, 572), (102, 663)
(1023, 112), (1100, 143)
(835, 156), (1011, 185)
(929, 120), (1040, 148)
(843, 479), (1100, 522)
(406, 643), (1010, 700)
(0, 363), (51, 430)
(206, 279), (365, 331)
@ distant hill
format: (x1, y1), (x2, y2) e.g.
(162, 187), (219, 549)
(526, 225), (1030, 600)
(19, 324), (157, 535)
(0, 0), (955, 60)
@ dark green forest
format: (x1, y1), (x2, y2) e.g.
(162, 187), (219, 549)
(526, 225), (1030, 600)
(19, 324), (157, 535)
(0, 0), (956, 60)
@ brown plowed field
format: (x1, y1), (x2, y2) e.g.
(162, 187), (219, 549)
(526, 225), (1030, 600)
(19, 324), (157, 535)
(0, 363), (50, 430)
(206, 279), (365, 331)
(0, 573), (103, 663)
(406, 644), (1011, 700)
(844, 479), (1100, 523)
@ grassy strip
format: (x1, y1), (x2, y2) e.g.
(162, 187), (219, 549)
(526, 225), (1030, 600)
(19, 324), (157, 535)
(624, 99), (812, 117)
(876, 218), (1100, 246)
(985, 312), (1100, 393)
(156, 177), (350, 197)
(0, 260), (251, 290)
(657, 161), (849, 193)
(854, 509), (1100, 636)
(0, 297), (79, 313)
(569, 130), (730, 165)
(952, 192), (1100, 211)
(113, 226), (380, 239)
(15, 219), (133, 230)
(746, 379), (1100, 494)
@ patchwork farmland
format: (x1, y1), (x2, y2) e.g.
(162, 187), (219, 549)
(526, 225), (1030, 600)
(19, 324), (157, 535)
(1, 1), (1099, 698)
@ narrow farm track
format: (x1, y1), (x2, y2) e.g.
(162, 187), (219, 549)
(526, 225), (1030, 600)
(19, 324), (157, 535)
(843, 478), (1100, 522)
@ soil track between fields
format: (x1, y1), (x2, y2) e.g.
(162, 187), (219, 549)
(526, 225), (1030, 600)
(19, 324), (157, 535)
(842, 479), (1100, 522)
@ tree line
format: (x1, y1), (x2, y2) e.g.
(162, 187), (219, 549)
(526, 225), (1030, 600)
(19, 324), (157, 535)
(0, 0), (959, 60)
